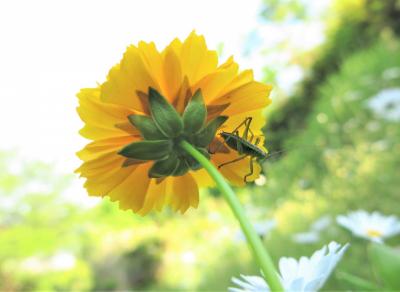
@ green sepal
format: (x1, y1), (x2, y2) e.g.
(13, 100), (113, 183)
(122, 158), (146, 167)
(148, 87), (183, 138)
(193, 116), (228, 147)
(369, 243), (400, 290)
(182, 89), (207, 135)
(148, 153), (179, 178)
(118, 140), (172, 161)
(128, 114), (166, 140)
(172, 158), (190, 176)
(185, 147), (209, 171)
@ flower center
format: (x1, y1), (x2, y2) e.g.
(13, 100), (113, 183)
(118, 88), (228, 179)
(366, 229), (382, 238)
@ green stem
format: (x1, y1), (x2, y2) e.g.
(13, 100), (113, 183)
(180, 140), (283, 291)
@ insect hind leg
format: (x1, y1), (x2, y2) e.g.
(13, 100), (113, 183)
(242, 117), (253, 141)
(244, 157), (255, 182)
(218, 155), (247, 169)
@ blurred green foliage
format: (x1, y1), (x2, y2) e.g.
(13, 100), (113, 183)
(265, 0), (400, 152)
(1, 0), (400, 291)
(258, 38), (400, 290)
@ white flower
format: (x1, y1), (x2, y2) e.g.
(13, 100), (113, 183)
(235, 220), (276, 242)
(230, 275), (269, 292)
(292, 216), (332, 244)
(229, 241), (349, 292)
(254, 220), (277, 237)
(255, 174), (267, 186)
(367, 87), (400, 121)
(311, 216), (332, 232)
(382, 67), (400, 80)
(337, 210), (400, 243)
(292, 231), (320, 244)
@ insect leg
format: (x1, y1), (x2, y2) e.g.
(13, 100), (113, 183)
(242, 117), (252, 140)
(248, 127), (255, 143)
(244, 157), (255, 182)
(218, 155), (248, 169)
(232, 117), (251, 133)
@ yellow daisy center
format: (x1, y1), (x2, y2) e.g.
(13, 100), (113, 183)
(366, 229), (382, 238)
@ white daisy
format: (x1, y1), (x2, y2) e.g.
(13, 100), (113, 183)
(367, 87), (400, 121)
(311, 216), (332, 232)
(337, 210), (400, 243)
(292, 216), (332, 244)
(292, 231), (320, 244)
(229, 241), (349, 292)
(235, 219), (277, 242)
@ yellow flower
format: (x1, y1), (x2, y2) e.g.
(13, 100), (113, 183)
(76, 31), (272, 215)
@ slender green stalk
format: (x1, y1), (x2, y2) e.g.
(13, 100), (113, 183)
(180, 140), (283, 291)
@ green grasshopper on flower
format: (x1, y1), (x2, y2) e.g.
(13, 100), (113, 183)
(212, 117), (269, 182)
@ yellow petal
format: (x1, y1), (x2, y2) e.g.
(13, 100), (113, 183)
(110, 163), (152, 212)
(193, 57), (239, 103)
(76, 136), (136, 161)
(171, 173), (199, 213)
(179, 31), (218, 85)
(218, 69), (254, 97)
(101, 45), (161, 111)
(190, 169), (215, 188)
(211, 81), (272, 116)
(162, 46), (183, 101)
(77, 88), (134, 121)
(77, 88), (138, 140)
(83, 164), (133, 196)
(138, 41), (164, 90)
(138, 177), (168, 215)
(76, 152), (124, 178)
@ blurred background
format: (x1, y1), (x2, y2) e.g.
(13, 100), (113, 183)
(0, 0), (399, 290)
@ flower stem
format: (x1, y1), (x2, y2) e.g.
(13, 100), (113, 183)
(180, 140), (283, 291)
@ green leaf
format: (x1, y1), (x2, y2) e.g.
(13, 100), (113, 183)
(194, 116), (228, 147)
(183, 89), (207, 135)
(148, 87), (183, 138)
(118, 140), (172, 161)
(148, 154), (179, 178)
(369, 243), (400, 290)
(185, 148), (209, 171)
(128, 114), (166, 140)
(336, 272), (380, 291)
(172, 158), (190, 176)
(122, 158), (146, 167)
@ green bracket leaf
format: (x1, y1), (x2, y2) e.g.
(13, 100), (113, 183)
(194, 116), (228, 147)
(128, 114), (166, 140)
(185, 147), (209, 170)
(172, 158), (190, 176)
(118, 140), (172, 161)
(148, 153), (180, 178)
(183, 89), (207, 135)
(148, 87), (183, 138)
